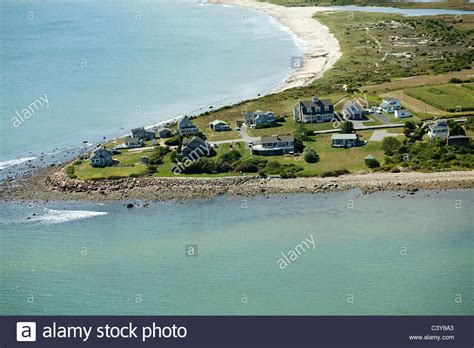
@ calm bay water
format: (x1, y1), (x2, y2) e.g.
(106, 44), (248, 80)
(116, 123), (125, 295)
(0, 0), (299, 165)
(1, 190), (472, 315)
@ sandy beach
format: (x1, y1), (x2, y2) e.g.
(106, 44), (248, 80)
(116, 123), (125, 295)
(208, 0), (342, 93)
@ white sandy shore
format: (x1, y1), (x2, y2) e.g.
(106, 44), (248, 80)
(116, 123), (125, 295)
(208, 0), (342, 93)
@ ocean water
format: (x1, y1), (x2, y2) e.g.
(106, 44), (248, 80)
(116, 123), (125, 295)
(0, 0), (300, 166)
(0, 190), (472, 315)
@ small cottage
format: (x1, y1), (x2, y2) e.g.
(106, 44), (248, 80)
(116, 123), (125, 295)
(158, 128), (173, 138)
(209, 120), (231, 132)
(394, 109), (411, 118)
(331, 134), (358, 148)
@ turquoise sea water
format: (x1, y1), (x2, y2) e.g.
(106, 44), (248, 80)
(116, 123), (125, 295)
(0, 0), (300, 165)
(0, 190), (472, 315)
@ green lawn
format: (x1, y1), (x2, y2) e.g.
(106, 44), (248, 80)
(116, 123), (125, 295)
(404, 84), (474, 112)
(73, 148), (154, 179)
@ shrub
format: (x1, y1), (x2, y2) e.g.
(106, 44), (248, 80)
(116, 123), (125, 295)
(146, 165), (158, 174)
(65, 166), (75, 178)
(382, 137), (402, 155)
(320, 169), (350, 177)
(165, 137), (180, 146)
(304, 149), (319, 163)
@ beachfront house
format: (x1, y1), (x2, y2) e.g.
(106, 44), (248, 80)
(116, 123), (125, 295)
(131, 127), (155, 140)
(379, 98), (401, 113)
(293, 97), (334, 123)
(342, 101), (364, 120)
(90, 148), (114, 167)
(243, 110), (275, 127)
(428, 120), (449, 140)
(158, 127), (173, 138)
(181, 136), (211, 158)
(209, 119), (231, 132)
(178, 116), (199, 136)
(331, 134), (358, 148)
(124, 137), (144, 148)
(394, 109), (411, 118)
(251, 135), (294, 156)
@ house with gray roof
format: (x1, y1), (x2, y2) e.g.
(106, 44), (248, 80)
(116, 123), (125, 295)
(294, 97), (334, 123)
(428, 120), (449, 140)
(209, 119), (231, 132)
(158, 127), (173, 138)
(331, 133), (358, 148)
(251, 135), (294, 156)
(178, 116), (199, 136)
(243, 110), (275, 127)
(131, 127), (155, 140)
(181, 136), (211, 159)
(380, 98), (401, 113)
(90, 148), (114, 167)
(342, 101), (364, 120)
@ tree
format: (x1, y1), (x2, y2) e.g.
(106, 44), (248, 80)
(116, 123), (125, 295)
(448, 120), (466, 136)
(382, 136), (402, 156)
(340, 121), (354, 134)
(304, 148), (320, 163)
(403, 121), (417, 138)
(294, 137), (305, 153)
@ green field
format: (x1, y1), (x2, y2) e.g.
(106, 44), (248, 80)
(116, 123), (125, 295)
(72, 148), (153, 179)
(263, 0), (473, 10)
(404, 84), (474, 112)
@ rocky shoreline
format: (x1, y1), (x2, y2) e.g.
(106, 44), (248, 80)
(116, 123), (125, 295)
(1, 166), (473, 203)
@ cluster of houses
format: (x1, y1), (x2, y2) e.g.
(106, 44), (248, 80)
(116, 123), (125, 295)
(89, 96), (469, 169)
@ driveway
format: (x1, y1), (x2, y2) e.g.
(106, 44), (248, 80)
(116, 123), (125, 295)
(369, 130), (401, 142)
(370, 112), (391, 125)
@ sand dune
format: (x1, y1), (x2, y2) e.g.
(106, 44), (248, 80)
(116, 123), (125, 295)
(208, 0), (342, 92)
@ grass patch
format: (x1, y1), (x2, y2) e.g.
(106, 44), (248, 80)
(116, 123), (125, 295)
(405, 84), (474, 112)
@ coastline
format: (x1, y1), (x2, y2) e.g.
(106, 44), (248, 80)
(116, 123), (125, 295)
(0, 0), (339, 174)
(1, 166), (473, 203)
(208, 0), (342, 93)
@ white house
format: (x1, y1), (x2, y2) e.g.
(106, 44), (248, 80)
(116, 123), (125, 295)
(251, 135), (294, 156)
(380, 98), (401, 113)
(428, 120), (449, 140)
(178, 116), (199, 136)
(331, 134), (358, 148)
(394, 109), (411, 118)
(124, 137), (143, 148)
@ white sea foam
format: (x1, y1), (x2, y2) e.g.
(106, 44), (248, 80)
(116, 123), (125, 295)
(0, 157), (38, 170)
(28, 209), (107, 225)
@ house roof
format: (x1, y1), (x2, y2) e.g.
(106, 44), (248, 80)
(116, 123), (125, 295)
(182, 136), (206, 147)
(126, 137), (141, 143)
(448, 135), (470, 139)
(343, 101), (364, 111)
(259, 135), (294, 143)
(178, 116), (194, 127)
(331, 134), (357, 140)
(91, 147), (113, 157)
(159, 127), (172, 132)
(209, 119), (227, 126)
(300, 98), (333, 109)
